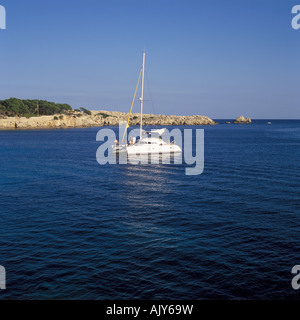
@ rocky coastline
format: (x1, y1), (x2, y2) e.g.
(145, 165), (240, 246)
(0, 111), (253, 130)
(0, 110), (217, 130)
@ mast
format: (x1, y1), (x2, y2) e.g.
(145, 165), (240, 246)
(139, 52), (145, 139)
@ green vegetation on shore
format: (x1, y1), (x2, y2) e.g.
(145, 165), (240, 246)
(80, 107), (92, 115)
(0, 98), (73, 117)
(96, 112), (111, 119)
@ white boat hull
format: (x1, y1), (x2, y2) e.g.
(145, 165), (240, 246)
(126, 144), (182, 155)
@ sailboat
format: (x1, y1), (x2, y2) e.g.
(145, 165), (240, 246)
(113, 52), (182, 155)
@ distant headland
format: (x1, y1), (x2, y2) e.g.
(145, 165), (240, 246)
(0, 98), (251, 130)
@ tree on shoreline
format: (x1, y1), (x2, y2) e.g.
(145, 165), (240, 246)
(0, 98), (73, 117)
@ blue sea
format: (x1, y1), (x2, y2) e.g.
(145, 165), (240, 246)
(0, 120), (299, 300)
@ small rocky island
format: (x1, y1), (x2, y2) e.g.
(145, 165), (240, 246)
(233, 115), (252, 124)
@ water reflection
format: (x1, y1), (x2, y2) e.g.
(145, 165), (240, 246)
(113, 153), (184, 214)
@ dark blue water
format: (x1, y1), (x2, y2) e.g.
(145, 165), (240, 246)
(0, 120), (299, 299)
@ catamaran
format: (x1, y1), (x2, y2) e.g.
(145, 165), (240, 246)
(113, 52), (182, 155)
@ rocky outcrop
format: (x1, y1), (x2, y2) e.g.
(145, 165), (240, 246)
(233, 115), (252, 124)
(0, 110), (216, 130)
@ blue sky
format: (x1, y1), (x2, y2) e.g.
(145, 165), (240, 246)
(0, 0), (299, 118)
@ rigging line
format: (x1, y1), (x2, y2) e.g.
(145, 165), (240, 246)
(121, 68), (142, 143)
